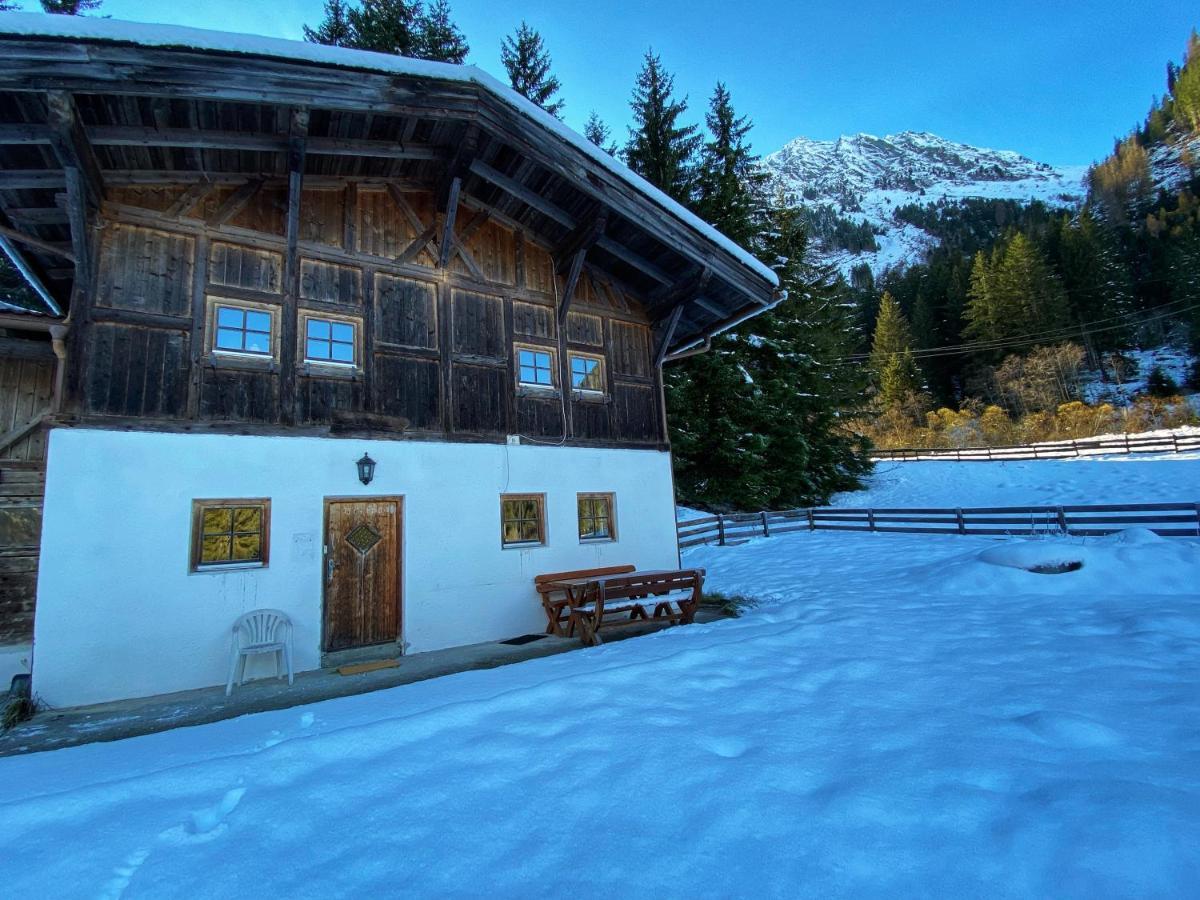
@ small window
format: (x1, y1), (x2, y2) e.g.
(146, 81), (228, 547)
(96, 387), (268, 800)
(215, 306), (273, 355)
(578, 493), (616, 542)
(517, 346), (555, 388)
(501, 493), (546, 547)
(305, 316), (357, 365)
(570, 354), (605, 393)
(191, 499), (270, 571)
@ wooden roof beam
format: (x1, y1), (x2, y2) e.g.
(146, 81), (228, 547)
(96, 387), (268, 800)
(651, 265), (712, 311)
(83, 125), (445, 160)
(653, 304), (684, 368)
(437, 123), (479, 213)
(204, 178), (264, 227)
(45, 91), (105, 210)
(0, 223), (76, 263)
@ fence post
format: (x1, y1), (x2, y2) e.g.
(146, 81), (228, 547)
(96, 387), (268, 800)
(1194, 502), (1200, 538)
(717, 514), (726, 546)
(1072, 440), (1080, 457)
(867, 509), (876, 531)
(1172, 433), (1180, 453)
(761, 510), (770, 537)
(956, 508), (965, 534)
(1056, 506), (1068, 534)
(806, 508), (815, 531)
(987, 446), (993, 460)
(955, 448), (962, 461)
(1124, 433), (1131, 454)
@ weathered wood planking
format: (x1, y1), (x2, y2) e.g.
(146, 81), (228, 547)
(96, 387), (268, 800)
(63, 186), (668, 446)
(0, 356), (54, 461)
(0, 460), (44, 645)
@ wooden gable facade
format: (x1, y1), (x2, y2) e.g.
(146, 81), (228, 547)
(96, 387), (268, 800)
(0, 22), (777, 451)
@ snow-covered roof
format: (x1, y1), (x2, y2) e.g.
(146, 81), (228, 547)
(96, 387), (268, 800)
(0, 12), (778, 288)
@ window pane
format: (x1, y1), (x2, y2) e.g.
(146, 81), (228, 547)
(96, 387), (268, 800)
(501, 500), (518, 521)
(520, 499), (537, 519)
(331, 322), (354, 343)
(592, 515), (610, 538)
(534, 367), (552, 385)
(518, 349), (535, 367)
(233, 506), (261, 533)
(503, 520), (521, 543)
(215, 328), (244, 351)
(203, 507), (233, 533)
(533, 352), (550, 369)
(307, 319), (331, 340)
(201, 534), (232, 563)
(330, 342), (354, 363)
(245, 310), (271, 333)
(231, 533), (262, 561)
(519, 521), (539, 542)
(519, 365), (537, 384)
(217, 307), (244, 328)
(243, 331), (270, 354)
(307, 338), (329, 360)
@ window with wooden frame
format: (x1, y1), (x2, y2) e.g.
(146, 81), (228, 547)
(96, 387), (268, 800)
(516, 345), (556, 389)
(500, 493), (546, 547)
(206, 298), (279, 362)
(569, 353), (606, 394)
(191, 499), (271, 571)
(300, 311), (361, 369)
(577, 493), (616, 542)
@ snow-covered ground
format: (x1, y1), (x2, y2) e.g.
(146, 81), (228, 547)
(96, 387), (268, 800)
(843, 449), (1200, 508)
(2, 455), (1198, 896)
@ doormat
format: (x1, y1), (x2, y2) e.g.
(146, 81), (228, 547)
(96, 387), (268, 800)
(500, 634), (549, 646)
(337, 659), (400, 676)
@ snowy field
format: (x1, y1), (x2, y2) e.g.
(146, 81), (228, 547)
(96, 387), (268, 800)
(844, 449), (1200, 508)
(1, 455), (1198, 897)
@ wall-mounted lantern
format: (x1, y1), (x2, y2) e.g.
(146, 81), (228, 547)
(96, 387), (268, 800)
(356, 452), (376, 486)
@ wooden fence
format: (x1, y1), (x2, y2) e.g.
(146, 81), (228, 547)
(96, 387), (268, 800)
(677, 501), (1200, 549)
(871, 431), (1200, 462)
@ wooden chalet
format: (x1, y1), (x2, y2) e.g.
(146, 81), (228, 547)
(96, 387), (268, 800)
(0, 14), (778, 706)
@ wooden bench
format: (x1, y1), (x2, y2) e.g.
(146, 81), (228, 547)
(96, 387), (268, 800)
(534, 564), (636, 636)
(568, 569), (704, 646)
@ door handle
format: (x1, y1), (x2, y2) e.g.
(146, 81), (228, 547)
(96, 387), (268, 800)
(325, 547), (337, 584)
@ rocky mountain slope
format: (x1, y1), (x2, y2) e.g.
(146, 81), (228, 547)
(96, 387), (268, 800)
(762, 131), (1087, 276)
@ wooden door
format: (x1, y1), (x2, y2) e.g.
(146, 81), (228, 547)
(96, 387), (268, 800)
(323, 498), (402, 652)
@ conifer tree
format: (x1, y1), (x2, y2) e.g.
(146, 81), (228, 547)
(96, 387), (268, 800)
(623, 50), (700, 203)
(869, 291), (923, 405)
(40, 0), (101, 12)
(417, 0), (469, 63)
(0, 1), (20, 10)
(583, 111), (617, 155)
(344, 0), (424, 56)
(304, 0), (354, 47)
(308, 0), (469, 62)
(1172, 30), (1200, 132)
(694, 83), (766, 248)
(964, 250), (999, 342)
(500, 22), (563, 117)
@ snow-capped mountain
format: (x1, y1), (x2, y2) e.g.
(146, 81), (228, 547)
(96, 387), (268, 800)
(762, 131), (1088, 276)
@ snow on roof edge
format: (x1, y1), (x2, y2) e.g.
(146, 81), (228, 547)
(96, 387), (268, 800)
(0, 12), (778, 289)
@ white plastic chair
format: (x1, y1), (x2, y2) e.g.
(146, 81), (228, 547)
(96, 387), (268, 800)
(226, 609), (294, 696)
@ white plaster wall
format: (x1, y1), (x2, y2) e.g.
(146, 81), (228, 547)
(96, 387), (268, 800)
(1, 643), (31, 691)
(34, 428), (680, 707)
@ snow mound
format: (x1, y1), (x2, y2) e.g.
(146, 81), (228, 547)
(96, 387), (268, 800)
(978, 543), (1084, 573)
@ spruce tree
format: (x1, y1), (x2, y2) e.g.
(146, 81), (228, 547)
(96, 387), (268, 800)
(1172, 30), (1200, 132)
(417, 0), (469, 63)
(40, 0), (102, 12)
(304, 0), (354, 47)
(0, 1), (20, 10)
(869, 291), (923, 405)
(501, 22), (563, 117)
(583, 112), (617, 155)
(623, 50), (700, 203)
(694, 82), (766, 248)
(964, 250), (999, 342)
(345, 0), (424, 57)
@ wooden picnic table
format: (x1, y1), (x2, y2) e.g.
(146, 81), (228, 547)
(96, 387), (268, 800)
(539, 567), (705, 646)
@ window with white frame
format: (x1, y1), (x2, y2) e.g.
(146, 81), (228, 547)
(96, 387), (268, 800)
(569, 353), (605, 393)
(212, 303), (274, 357)
(517, 346), (555, 388)
(304, 315), (357, 366)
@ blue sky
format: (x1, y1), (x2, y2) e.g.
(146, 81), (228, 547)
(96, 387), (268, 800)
(31, 0), (1200, 166)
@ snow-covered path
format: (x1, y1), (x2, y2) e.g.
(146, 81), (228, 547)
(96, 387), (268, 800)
(2, 524), (1199, 897)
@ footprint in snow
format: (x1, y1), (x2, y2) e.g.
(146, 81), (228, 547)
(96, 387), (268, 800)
(158, 787), (247, 846)
(698, 735), (750, 759)
(1014, 711), (1122, 748)
(299, 712), (315, 728)
(98, 847), (151, 900)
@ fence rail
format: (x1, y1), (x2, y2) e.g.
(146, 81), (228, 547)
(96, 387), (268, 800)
(677, 501), (1200, 548)
(871, 431), (1200, 462)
